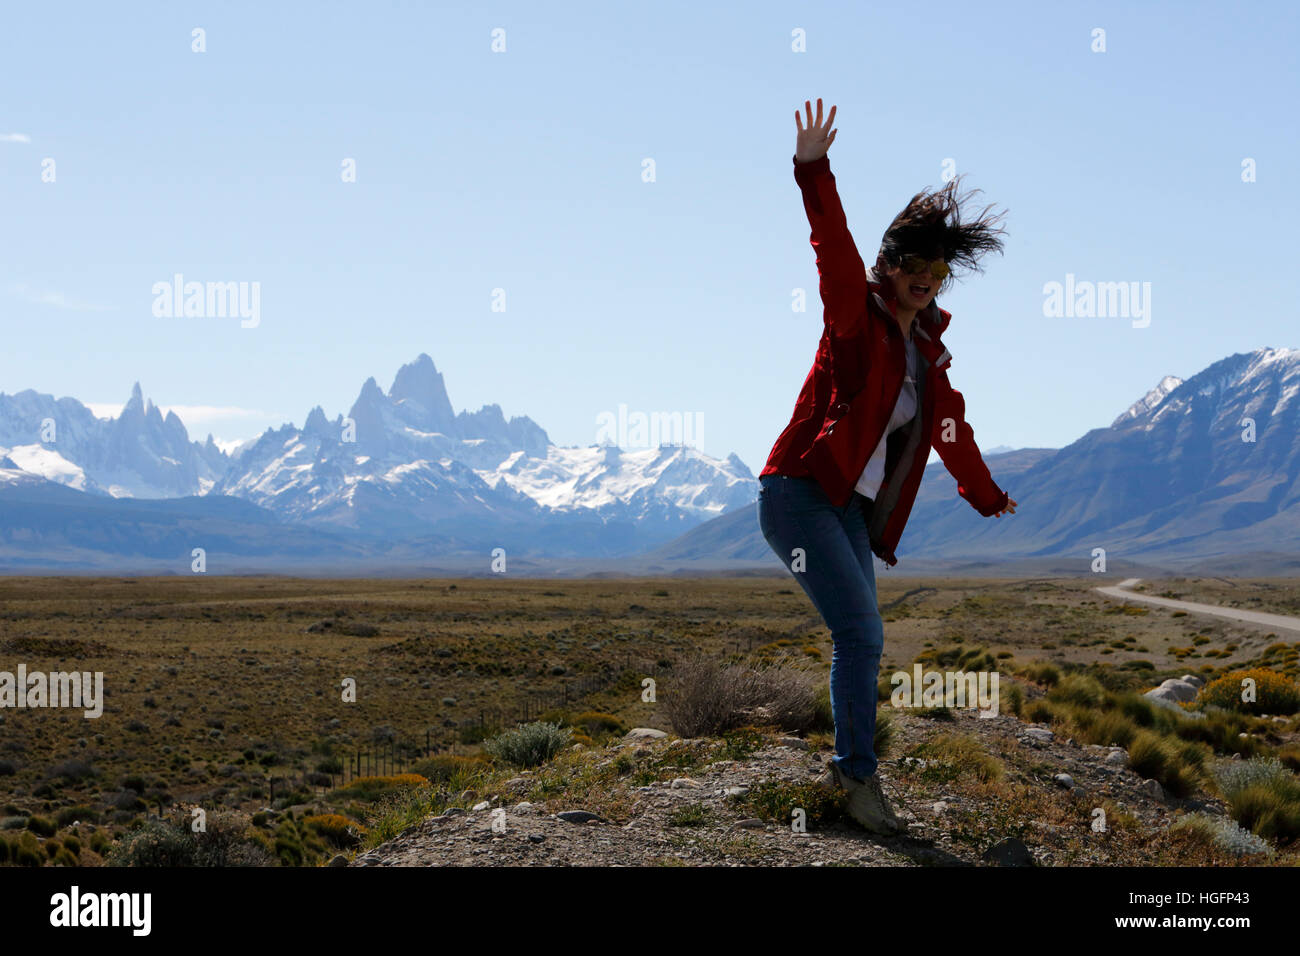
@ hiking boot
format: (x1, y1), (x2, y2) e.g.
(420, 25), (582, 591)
(824, 761), (905, 835)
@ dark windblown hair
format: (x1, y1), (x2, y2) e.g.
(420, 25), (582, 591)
(875, 174), (1008, 295)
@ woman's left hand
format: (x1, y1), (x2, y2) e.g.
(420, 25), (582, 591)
(993, 496), (1017, 518)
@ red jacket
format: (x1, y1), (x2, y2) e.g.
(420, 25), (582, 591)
(760, 153), (1009, 568)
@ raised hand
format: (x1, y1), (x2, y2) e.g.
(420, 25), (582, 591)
(994, 496), (1018, 518)
(795, 97), (837, 163)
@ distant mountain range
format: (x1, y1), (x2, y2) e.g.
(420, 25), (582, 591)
(2, 348), (1297, 575)
(646, 348), (1300, 576)
(0, 354), (755, 570)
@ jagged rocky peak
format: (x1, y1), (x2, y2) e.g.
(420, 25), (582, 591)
(390, 353), (455, 431)
(303, 405), (332, 438)
(124, 382), (146, 414)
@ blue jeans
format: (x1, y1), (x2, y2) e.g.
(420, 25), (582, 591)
(757, 473), (883, 780)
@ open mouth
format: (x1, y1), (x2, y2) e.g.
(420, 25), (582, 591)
(909, 283), (932, 298)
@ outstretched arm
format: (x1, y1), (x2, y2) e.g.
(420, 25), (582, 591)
(931, 368), (1016, 517)
(793, 98), (867, 337)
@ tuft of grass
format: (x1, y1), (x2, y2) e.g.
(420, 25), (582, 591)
(1127, 730), (1199, 798)
(667, 803), (712, 827)
(735, 779), (844, 830)
(1019, 662), (1061, 687)
(1048, 673), (1107, 710)
(910, 733), (1003, 784)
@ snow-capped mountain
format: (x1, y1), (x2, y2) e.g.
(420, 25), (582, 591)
(652, 347), (1300, 572)
(1111, 374), (1185, 427)
(1, 354), (756, 554)
(0, 383), (226, 497)
(214, 354), (755, 540)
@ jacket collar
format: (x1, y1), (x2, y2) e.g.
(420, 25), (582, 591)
(865, 266), (953, 370)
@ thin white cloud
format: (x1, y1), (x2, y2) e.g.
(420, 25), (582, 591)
(86, 402), (274, 427)
(0, 133), (31, 144)
(10, 283), (115, 312)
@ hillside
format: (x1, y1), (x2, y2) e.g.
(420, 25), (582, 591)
(350, 711), (1255, 867)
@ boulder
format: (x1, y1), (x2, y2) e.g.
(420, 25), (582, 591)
(1146, 678), (1199, 704)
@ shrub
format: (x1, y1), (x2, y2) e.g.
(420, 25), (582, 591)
(663, 656), (816, 737)
(1127, 730), (1198, 797)
(736, 779), (844, 830)
(1211, 757), (1292, 798)
(303, 813), (366, 848)
(1048, 674), (1107, 709)
(14, 833), (43, 867)
(1022, 698), (1060, 725)
(25, 816), (56, 838)
(1277, 743), (1300, 775)
(483, 722), (573, 769)
(811, 685), (834, 732)
(1001, 682), (1025, 716)
(667, 804), (711, 827)
(55, 806), (99, 827)
(1068, 706), (1137, 749)
(1199, 669), (1300, 716)
(720, 726), (766, 761)
(1171, 813), (1272, 856)
(570, 712), (626, 738)
(108, 813), (272, 867)
(107, 820), (197, 866)
(1211, 761), (1300, 843)
(89, 830), (112, 855)
(874, 710), (896, 759)
(1019, 662), (1061, 687)
(911, 733), (1003, 783)
(332, 774), (431, 803)
(407, 755), (488, 785)
(48, 759), (97, 783)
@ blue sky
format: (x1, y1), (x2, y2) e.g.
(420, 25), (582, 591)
(2, 0), (1296, 475)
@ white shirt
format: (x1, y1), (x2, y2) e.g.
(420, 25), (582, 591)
(854, 326), (918, 500)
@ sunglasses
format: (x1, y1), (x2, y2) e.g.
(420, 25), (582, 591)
(899, 256), (950, 281)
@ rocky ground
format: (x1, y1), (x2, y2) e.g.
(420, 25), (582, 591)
(349, 704), (1251, 868)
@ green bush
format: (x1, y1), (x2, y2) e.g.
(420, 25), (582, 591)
(736, 779), (844, 830)
(1199, 669), (1300, 716)
(107, 820), (198, 867)
(1212, 759), (1300, 843)
(1019, 662), (1061, 687)
(570, 711), (626, 738)
(1048, 674), (1106, 709)
(106, 814), (271, 867)
(25, 816), (56, 838)
(14, 833), (43, 867)
(812, 684), (834, 732)
(721, 726), (766, 761)
(55, 806), (99, 827)
(483, 721), (573, 768)
(874, 710), (896, 759)
(407, 754), (488, 785)
(1127, 730), (1198, 798)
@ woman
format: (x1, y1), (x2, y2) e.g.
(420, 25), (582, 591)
(757, 98), (1018, 835)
